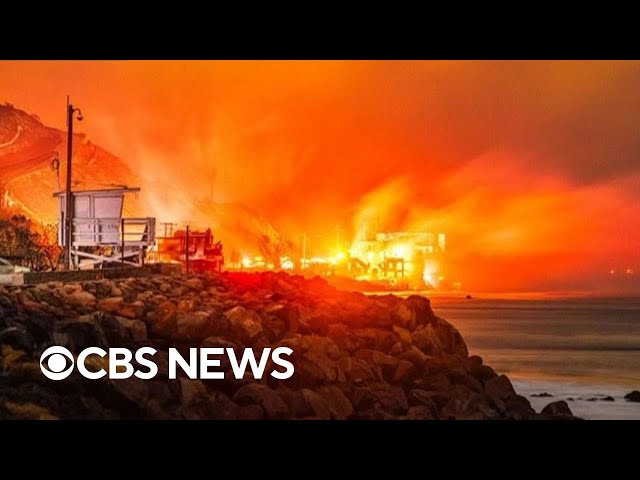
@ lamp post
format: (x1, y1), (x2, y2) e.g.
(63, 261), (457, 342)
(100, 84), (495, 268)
(64, 97), (83, 270)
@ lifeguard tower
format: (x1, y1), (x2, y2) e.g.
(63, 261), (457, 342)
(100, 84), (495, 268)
(54, 187), (156, 269)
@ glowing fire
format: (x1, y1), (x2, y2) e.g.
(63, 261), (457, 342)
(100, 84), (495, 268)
(282, 258), (295, 270)
(228, 226), (452, 291)
(2, 61), (640, 293)
(422, 260), (439, 287)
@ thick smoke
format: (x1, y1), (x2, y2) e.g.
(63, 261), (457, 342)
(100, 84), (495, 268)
(1, 60), (639, 292)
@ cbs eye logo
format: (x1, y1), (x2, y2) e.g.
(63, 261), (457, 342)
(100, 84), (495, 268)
(40, 346), (75, 380)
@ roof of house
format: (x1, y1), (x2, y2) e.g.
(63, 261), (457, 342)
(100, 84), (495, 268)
(53, 187), (140, 197)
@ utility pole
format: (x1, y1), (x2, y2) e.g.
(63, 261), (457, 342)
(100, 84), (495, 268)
(64, 96), (83, 270)
(185, 225), (190, 275)
(302, 232), (307, 269)
(160, 222), (177, 238)
(121, 218), (125, 269)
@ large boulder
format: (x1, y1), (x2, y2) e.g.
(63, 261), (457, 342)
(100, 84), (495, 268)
(315, 386), (353, 419)
(407, 389), (440, 417)
(392, 325), (412, 345)
(95, 313), (132, 347)
(277, 388), (312, 418)
(295, 352), (341, 387)
(300, 389), (332, 418)
(336, 356), (379, 384)
(200, 336), (238, 350)
(350, 383), (409, 416)
(484, 375), (517, 402)
(504, 396), (537, 420)
(405, 405), (437, 420)
(96, 297), (124, 314)
(440, 387), (495, 420)
(396, 295), (432, 330)
(233, 383), (290, 419)
(625, 391), (640, 402)
(0, 327), (35, 354)
(411, 320), (468, 357)
(19, 312), (53, 345)
(66, 289), (96, 309)
(541, 400), (573, 417)
(184, 278), (204, 291)
(97, 313), (147, 345)
(398, 345), (429, 367)
(116, 317), (147, 343)
(145, 301), (177, 338)
(265, 304), (299, 336)
(53, 314), (109, 351)
(177, 298), (198, 313)
(354, 349), (400, 380)
(180, 378), (238, 420)
(117, 301), (147, 319)
(176, 311), (217, 342)
(81, 376), (150, 419)
(224, 306), (263, 344)
(466, 355), (498, 382)
(351, 328), (397, 352)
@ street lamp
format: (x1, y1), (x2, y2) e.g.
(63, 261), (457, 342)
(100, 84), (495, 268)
(64, 97), (83, 270)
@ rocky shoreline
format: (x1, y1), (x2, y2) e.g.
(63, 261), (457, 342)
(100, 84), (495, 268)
(0, 271), (578, 420)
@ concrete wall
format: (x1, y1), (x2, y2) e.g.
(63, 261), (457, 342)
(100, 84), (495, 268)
(9, 263), (182, 285)
(0, 273), (23, 285)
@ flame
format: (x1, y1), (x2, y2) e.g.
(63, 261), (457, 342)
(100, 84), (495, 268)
(422, 260), (439, 287)
(2, 60), (639, 293)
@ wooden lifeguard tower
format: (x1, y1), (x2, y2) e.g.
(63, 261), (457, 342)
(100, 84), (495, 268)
(54, 187), (156, 269)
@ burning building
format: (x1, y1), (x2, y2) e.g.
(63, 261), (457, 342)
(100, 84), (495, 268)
(220, 212), (451, 291)
(348, 229), (447, 289)
(153, 227), (224, 273)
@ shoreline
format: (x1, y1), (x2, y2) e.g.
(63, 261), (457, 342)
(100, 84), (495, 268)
(365, 289), (640, 301)
(511, 377), (640, 420)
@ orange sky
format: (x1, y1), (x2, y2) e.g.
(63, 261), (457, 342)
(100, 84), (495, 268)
(1, 60), (639, 293)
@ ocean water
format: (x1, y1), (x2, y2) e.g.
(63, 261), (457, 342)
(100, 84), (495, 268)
(428, 296), (640, 420)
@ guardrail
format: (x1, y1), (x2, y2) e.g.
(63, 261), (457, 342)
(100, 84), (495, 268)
(71, 217), (156, 247)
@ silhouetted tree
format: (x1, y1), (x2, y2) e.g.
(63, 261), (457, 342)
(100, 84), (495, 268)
(257, 231), (291, 270)
(230, 248), (241, 268)
(0, 214), (62, 271)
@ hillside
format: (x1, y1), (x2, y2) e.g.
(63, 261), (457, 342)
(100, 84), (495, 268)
(0, 104), (280, 253)
(0, 104), (61, 183)
(0, 104), (140, 224)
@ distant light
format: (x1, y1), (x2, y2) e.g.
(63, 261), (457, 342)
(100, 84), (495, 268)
(423, 260), (439, 286)
(609, 269), (615, 275)
(241, 257), (252, 268)
(393, 246), (406, 258)
(282, 259), (294, 270)
(626, 268), (634, 275)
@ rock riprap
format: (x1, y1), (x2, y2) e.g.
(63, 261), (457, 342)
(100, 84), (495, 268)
(0, 272), (573, 420)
